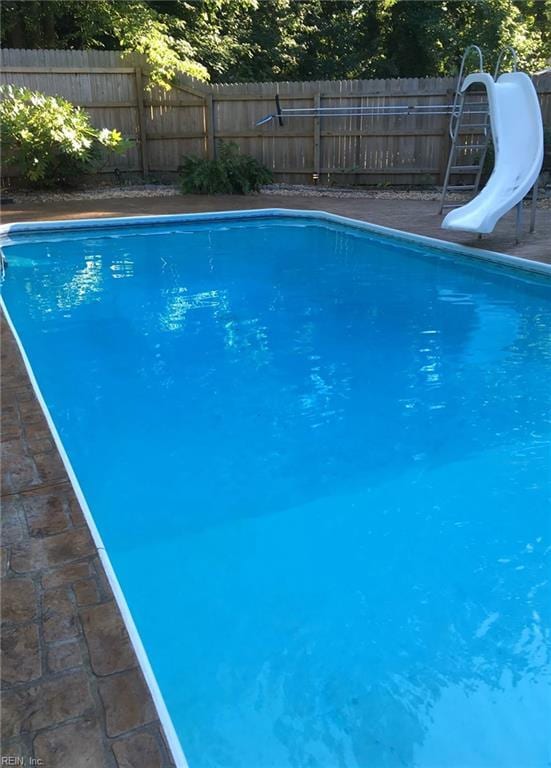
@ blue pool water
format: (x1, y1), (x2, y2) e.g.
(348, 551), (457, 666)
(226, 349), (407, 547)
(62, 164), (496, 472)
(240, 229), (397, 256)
(2, 214), (550, 767)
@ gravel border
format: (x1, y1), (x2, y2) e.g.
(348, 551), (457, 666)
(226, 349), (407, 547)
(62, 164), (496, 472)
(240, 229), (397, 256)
(261, 183), (464, 201)
(4, 182), (550, 208)
(4, 185), (181, 204)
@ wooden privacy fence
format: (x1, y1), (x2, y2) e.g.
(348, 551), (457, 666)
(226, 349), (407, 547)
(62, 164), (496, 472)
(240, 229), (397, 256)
(1, 48), (550, 186)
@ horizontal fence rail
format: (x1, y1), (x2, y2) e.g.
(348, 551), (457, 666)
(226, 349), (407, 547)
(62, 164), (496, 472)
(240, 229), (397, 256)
(1, 48), (550, 186)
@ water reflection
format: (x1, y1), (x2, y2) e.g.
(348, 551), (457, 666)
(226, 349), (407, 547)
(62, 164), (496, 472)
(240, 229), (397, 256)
(159, 287), (229, 333)
(27, 253), (104, 314)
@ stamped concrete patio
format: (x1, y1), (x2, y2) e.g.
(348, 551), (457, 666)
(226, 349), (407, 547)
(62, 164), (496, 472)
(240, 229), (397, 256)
(1, 193), (549, 768)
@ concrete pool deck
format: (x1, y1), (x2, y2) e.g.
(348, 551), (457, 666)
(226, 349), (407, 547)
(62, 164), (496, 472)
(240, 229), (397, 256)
(1, 194), (550, 767)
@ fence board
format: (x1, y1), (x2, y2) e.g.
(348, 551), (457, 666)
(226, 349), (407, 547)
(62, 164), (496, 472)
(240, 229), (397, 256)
(1, 49), (549, 185)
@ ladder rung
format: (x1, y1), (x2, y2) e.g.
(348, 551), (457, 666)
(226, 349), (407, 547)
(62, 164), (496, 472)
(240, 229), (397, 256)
(458, 143), (487, 150)
(459, 123), (489, 129)
(446, 184), (476, 190)
(450, 165), (482, 173)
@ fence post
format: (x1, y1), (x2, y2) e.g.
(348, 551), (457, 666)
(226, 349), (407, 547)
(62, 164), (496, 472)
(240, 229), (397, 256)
(134, 67), (149, 178)
(313, 92), (321, 183)
(205, 94), (216, 159)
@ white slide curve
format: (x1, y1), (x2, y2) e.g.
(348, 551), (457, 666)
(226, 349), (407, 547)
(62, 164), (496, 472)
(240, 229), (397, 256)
(442, 72), (543, 234)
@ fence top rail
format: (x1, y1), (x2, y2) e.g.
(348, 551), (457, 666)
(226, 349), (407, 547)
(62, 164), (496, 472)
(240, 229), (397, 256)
(0, 66), (137, 74)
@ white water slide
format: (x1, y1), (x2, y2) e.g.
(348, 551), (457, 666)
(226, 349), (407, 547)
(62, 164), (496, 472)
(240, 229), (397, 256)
(442, 71), (544, 234)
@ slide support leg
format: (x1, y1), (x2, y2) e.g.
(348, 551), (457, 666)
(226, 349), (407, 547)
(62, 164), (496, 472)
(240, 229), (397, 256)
(529, 179), (538, 234)
(515, 202), (523, 244)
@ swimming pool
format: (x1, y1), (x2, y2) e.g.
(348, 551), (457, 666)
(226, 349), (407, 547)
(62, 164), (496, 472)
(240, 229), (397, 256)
(2, 210), (550, 768)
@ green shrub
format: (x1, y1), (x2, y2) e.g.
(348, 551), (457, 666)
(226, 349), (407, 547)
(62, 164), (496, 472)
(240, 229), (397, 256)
(0, 85), (128, 187)
(179, 141), (272, 195)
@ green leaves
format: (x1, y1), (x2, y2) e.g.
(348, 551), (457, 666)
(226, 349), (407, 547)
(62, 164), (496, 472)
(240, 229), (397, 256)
(0, 85), (128, 186)
(108, 2), (209, 88)
(179, 141), (272, 195)
(1, 0), (549, 85)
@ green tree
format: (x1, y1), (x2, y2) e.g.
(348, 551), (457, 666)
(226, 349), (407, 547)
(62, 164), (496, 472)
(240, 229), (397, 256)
(0, 0), (209, 87)
(1, 0), (549, 84)
(288, 0), (551, 79)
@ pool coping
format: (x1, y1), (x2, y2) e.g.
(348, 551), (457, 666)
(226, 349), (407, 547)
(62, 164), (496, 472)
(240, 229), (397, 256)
(2, 207), (550, 766)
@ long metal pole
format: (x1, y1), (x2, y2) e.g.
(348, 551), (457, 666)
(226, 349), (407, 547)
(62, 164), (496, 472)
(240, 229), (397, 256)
(529, 179), (539, 233)
(515, 201), (523, 244)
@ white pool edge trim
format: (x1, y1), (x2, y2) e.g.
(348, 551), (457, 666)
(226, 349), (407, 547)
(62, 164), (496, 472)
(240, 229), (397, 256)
(0, 297), (189, 768)
(1, 207), (550, 277)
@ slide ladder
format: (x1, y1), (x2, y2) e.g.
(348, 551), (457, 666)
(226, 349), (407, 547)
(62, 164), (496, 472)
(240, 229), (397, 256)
(439, 46), (491, 213)
(441, 47), (543, 237)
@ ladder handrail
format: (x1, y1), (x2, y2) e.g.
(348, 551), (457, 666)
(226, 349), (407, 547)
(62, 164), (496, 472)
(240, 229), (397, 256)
(494, 46), (518, 79)
(449, 45), (484, 139)
(440, 47), (491, 215)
